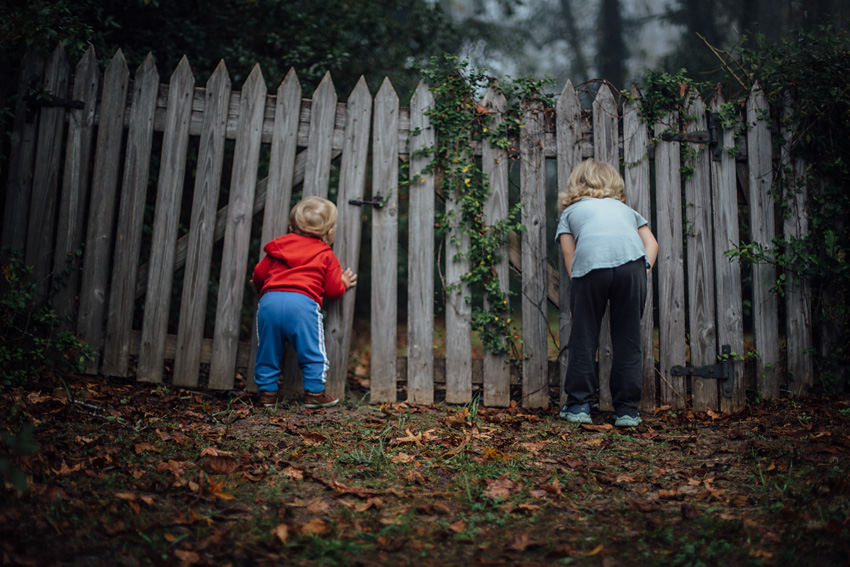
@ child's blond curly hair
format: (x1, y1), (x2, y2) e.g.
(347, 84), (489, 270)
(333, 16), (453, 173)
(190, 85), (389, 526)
(558, 158), (626, 211)
(289, 196), (338, 245)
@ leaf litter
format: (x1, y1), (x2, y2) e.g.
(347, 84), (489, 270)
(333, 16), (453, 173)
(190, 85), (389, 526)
(0, 374), (849, 566)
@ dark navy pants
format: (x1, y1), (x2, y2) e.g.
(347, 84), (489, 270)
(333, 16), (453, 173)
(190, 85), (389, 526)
(566, 259), (647, 416)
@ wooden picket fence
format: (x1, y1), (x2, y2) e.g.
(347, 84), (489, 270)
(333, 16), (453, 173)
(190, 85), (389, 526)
(2, 44), (814, 411)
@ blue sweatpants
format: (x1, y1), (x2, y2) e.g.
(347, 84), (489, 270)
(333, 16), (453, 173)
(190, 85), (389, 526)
(255, 291), (328, 394)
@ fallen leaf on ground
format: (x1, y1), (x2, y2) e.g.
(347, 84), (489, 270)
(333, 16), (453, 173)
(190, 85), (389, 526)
(272, 524), (289, 544)
(300, 518), (329, 536)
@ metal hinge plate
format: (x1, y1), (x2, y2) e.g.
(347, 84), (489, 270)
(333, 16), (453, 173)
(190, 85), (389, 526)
(671, 344), (734, 398)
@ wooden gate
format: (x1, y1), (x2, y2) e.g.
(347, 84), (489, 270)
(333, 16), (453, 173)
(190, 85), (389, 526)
(2, 44), (814, 411)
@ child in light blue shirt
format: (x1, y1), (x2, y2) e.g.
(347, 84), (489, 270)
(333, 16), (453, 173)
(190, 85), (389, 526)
(555, 158), (658, 427)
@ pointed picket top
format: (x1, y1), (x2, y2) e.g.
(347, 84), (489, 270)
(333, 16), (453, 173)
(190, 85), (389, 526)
(376, 76), (399, 106)
(482, 83), (506, 112)
(279, 67), (302, 99)
(557, 79), (579, 110)
(710, 83), (727, 112)
(348, 75), (371, 106)
(205, 58), (230, 92)
(592, 83), (618, 166)
(242, 62), (266, 93)
(105, 48), (130, 83)
(134, 52), (159, 91)
(45, 43), (70, 87)
(747, 80), (769, 125)
(556, 79), (581, 184)
(410, 81), (433, 129)
(623, 84), (648, 163)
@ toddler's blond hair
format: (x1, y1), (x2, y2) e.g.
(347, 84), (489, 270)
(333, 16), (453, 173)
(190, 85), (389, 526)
(289, 196), (338, 245)
(558, 158), (626, 211)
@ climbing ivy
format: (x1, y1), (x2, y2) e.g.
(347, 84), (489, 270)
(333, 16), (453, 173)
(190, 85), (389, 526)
(412, 55), (554, 356)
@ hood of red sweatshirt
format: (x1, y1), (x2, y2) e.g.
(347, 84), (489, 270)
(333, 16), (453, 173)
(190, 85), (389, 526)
(263, 233), (329, 267)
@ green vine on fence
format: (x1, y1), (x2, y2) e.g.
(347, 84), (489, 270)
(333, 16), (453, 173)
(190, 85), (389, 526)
(411, 55), (554, 357)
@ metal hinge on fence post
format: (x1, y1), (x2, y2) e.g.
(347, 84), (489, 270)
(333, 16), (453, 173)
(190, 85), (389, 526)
(349, 193), (385, 209)
(660, 112), (724, 162)
(671, 344), (734, 398)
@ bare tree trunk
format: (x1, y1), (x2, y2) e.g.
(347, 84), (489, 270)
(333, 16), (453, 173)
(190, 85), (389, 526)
(597, 0), (625, 89)
(558, 0), (590, 80)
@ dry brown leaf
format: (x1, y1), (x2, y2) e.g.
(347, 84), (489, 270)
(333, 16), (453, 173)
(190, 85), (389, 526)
(586, 543), (604, 556)
(449, 520), (467, 533)
(282, 466), (304, 481)
(301, 518), (329, 536)
(134, 442), (158, 454)
(391, 452), (415, 464)
(174, 549), (200, 565)
(483, 473), (517, 501)
(272, 524), (289, 544)
(205, 456), (239, 475)
(510, 532), (532, 551)
(307, 499), (331, 514)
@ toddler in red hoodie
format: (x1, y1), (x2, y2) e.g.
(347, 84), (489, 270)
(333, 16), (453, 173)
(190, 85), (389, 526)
(252, 196), (357, 408)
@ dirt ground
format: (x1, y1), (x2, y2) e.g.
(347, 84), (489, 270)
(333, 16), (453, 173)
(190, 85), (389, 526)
(1, 372), (849, 566)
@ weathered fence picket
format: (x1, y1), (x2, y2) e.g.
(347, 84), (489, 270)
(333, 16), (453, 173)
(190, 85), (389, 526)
(685, 94), (719, 411)
(655, 112), (688, 409)
(781, 95), (814, 395)
(555, 80), (582, 409)
(482, 86), (512, 408)
(407, 82), (436, 405)
(77, 50), (129, 376)
(710, 87), (746, 413)
(209, 65), (266, 389)
(1, 50), (44, 253)
(325, 76), (373, 399)
(102, 54), (158, 377)
(1, 45), (818, 413)
(520, 97), (549, 408)
(592, 84), (619, 412)
(53, 47), (99, 324)
(622, 85), (655, 412)
(26, 45), (69, 298)
(370, 78), (399, 403)
(747, 83), (780, 399)
(137, 56), (197, 382)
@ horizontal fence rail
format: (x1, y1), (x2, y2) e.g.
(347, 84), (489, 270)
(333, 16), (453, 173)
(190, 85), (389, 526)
(1, 45), (815, 411)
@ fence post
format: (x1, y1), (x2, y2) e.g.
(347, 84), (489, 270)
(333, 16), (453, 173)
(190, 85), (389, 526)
(520, 97), (549, 408)
(655, 112), (688, 409)
(746, 82), (780, 399)
(623, 84), (656, 412)
(370, 78), (400, 403)
(77, 49), (129, 375)
(102, 53), (159, 377)
(303, 72), (337, 199)
(137, 57), (198, 382)
(407, 81), (436, 405)
(482, 85), (511, 408)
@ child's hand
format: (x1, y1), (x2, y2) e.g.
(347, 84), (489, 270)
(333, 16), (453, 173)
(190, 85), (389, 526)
(342, 268), (357, 290)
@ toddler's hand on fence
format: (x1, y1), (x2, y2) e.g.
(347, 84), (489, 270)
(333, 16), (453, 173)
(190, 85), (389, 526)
(342, 268), (357, 290)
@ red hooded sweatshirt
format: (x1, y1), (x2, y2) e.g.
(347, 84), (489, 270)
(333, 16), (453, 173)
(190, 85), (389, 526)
(252, 233), (346, 306)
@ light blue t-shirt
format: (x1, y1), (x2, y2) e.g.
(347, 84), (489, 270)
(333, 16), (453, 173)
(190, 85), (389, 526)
(555, 197), (649, 278)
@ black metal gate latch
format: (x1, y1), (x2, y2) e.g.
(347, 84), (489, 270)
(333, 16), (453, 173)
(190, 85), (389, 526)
(671, 344), (734, 398)
(349, 192), (385, 209)
(660, 111), (724, 163)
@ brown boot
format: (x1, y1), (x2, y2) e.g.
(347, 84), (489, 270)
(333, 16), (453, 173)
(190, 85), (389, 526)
(303, 390), (339, 409)
(257, 390), (284, 407)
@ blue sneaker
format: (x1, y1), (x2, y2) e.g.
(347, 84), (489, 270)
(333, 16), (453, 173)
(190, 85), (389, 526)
(559, 403), (592, 424)
(614, 414), (642, 428)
